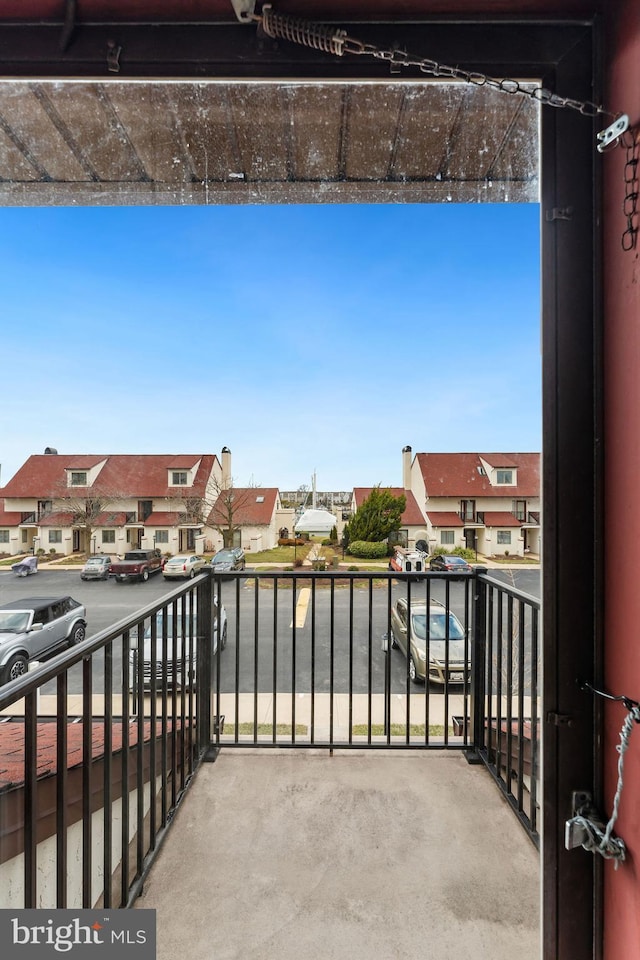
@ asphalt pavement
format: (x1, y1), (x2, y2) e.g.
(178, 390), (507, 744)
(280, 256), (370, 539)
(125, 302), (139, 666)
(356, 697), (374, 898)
(0, 566), (540, 698)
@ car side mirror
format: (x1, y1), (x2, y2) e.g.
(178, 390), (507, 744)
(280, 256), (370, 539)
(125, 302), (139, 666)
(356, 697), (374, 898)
(29, 623), (44, 632)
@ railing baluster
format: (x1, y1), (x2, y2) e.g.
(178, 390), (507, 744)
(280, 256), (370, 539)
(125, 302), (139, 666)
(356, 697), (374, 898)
(56, 671), (68, 908)
(311, 577), (316, 744)
(82, 656), (93, 907)
(273, 577), (278, 744)
(24, 690), (37, 908)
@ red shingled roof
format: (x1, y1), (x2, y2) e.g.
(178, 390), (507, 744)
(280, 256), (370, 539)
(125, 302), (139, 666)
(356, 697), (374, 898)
(1, 454), (218, 499)
(0, 719), (178, 792)
(481, 511), (523, 527)
(425, 511), (465, 527)
(0, 501), (24, 527)
(353, 488), (426, 526)
(144, 511), (183, 526)
(207, 488), (279, 526)
(416, 453), (539, 498)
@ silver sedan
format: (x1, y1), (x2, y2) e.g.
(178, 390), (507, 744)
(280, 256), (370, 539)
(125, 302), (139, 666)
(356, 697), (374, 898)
(162, 555), (207, 580)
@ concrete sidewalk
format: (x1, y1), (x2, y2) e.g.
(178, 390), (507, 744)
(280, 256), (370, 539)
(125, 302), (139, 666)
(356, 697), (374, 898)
(136, 750), (539, 960)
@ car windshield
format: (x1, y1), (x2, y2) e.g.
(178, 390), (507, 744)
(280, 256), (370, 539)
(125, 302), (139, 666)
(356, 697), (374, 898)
(168, 557), (187, 563)
(411, 612), (465, 641)
(0, 611), (31, 632)
(86, 558), (104, 566)
(445, 557), (467, 565)
(213, 551), (234, 561)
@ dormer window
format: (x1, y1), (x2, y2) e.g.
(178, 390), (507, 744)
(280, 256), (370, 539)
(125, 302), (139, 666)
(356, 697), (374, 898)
(70, 471), (87, 486)
(496, 469), (514, 484)
(172, 471), (188, 486)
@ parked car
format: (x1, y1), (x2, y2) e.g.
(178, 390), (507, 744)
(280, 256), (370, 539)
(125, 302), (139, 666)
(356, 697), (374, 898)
(429, 554), (473, 575)
(80, 555), (112, 581)
(163, 555), (208, 580)
(110, 549), (164, 583)
(129, 596), (227, 691)
(210, 547), (246, 572)
(389, 597), (469, 684)
(0, 596), (87, 685)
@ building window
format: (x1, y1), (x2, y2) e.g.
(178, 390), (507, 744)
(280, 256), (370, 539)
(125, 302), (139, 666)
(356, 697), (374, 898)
(70, 471), (88, 486)
(49, 530), (62, 544)
(497, 530), (512, 545)
(102, 530), (116, 544)
(513, 499), (527, 521)
(171, 472), (188, 485)
(496, 470), (514, 484)
(440, 530), (455, 545)
(0, 530), (9, 543)
(155, 530), (169, 544)
(460, 499), (475, 521)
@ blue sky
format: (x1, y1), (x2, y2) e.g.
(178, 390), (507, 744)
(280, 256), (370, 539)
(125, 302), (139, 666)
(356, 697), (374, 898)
(0, 203), (540, 490)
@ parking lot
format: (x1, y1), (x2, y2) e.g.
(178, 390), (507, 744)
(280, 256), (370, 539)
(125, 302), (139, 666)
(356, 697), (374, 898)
(0, 566), (540, 698)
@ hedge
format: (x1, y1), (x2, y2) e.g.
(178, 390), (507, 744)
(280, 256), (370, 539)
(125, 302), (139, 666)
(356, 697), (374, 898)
(346, 540), (388, 559)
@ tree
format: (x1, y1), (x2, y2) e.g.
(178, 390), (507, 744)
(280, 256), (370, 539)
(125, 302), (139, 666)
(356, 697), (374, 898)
(49, 482), (121, 555)
(202, 478), (262, 549)
(345, 486), (406, 543)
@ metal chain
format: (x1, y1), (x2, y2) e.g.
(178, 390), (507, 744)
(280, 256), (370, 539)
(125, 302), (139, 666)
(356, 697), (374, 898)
(256, 4), (614, 120)
(256, 4), (640, 251)
(621, 128), (639, 251)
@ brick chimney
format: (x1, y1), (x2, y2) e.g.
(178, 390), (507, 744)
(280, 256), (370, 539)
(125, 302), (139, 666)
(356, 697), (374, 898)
(402, 445), (412, 491)
(221, 447), (232, 489)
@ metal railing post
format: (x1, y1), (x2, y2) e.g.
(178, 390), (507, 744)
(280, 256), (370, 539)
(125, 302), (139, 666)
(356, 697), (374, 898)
(196, 568), (214, 759)
(466, 566), (488, 763)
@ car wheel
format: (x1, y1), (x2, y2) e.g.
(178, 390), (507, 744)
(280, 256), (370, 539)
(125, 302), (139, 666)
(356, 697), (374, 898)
(409, 654), (421, 684)
(221, 623), (227, 650)
(390, 631), (398, 649)
(69, 623), (86, 645)
(141, 569), (149, 582)
(189, 568), (196, 579)
(3, 653), (28, 684)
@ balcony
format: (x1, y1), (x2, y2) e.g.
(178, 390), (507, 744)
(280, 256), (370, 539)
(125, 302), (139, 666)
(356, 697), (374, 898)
(0, 570), (540, 959)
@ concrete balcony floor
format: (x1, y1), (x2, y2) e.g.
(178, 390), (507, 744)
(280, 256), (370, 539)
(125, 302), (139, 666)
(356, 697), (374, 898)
(136, 750), (539, 960)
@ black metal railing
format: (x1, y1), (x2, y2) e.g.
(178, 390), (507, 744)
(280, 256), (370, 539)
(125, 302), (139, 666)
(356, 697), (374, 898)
(0, 577), (211, 910)
(206, 569), (475, 753)
(474, 573), (540, 844)
(0, 566), (540, 911)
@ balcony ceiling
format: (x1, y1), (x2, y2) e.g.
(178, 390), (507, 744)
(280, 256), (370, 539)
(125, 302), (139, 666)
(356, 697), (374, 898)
(0, 1), (593, 206)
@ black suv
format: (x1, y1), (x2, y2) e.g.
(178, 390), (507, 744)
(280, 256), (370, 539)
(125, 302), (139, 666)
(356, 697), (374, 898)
(0, 596), (87, 685)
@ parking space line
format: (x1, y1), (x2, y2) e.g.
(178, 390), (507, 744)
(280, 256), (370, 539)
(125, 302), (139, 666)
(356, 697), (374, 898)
(290, 587), (311, 629)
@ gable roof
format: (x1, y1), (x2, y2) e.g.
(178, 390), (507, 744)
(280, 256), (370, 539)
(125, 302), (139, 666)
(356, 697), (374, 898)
(415, 453), (540, 498)
(1, 454), (218, 499)
(353, 488), (426, 527)
(207, 488), (279, 527)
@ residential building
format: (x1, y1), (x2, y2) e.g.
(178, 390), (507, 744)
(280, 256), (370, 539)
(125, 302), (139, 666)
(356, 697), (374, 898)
(406, 448), (540, 558)
(206, 487), (281, 553)
(0, 452), (223, 557)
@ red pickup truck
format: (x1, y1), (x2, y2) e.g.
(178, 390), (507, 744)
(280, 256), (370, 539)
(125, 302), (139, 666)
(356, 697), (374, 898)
(110, 549), (164, 583)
